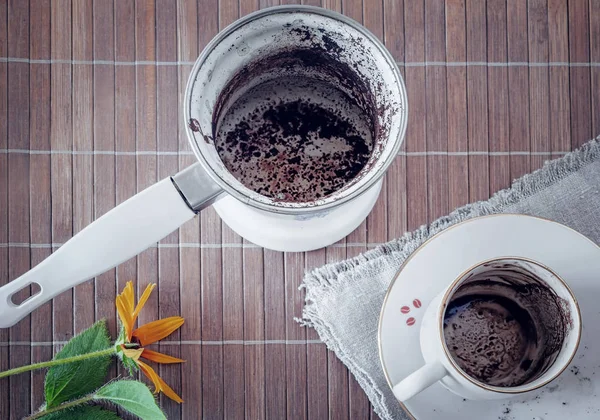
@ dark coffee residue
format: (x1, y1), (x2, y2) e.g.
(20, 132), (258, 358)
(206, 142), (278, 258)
(444, 264), (570, 387)
(212, 48), (377, 142)
(322, 34), (343, 54)
(290, 27), (312, 42)
(215, 99), (372, 201)
(211, 35), (380, 202)
(188, 118), (200, 132)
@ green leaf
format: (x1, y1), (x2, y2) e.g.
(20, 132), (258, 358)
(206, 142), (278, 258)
(44, 320), (112, 408)
(41, 405), (121, 420)
(94, 380), (166, 420)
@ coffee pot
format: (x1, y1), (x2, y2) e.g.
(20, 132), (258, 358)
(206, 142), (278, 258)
(0, 6), (407, 328)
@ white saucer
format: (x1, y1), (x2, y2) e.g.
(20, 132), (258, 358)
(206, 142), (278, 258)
(379, 214), (600, 420)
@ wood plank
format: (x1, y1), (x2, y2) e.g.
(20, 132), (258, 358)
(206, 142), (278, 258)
(240, 0), (260, 16)
(383, 1), (408, 240)
(92, 1), (117, 372)
(200, 216), (224, 419)
(135, 0), (159, 394)
(0, 0), (7, 412)
(113, 7), (137, 408)
(322, 0), (341, 12)
(568, 0), (592, 147)
(547, 0), (571, 154)
(156, 1), (182, 416)
(325, 244), (348, 420)
(244, 247), (266, 419)
(425, 0), (448, 221)
(386, 158), (407, 242)
(404, 0), (427, 229)
(528, 0), (551, 170)
(29, 0), (52, 410)
(0, 26), (7, 419)
(466, 0), (489, 202)
(285, 252), (307, 420)
(384, 0), (407, 241)
(383, 0), (404, 62)
(114, 0), (137, 320)
(507, 0), (530, 179)
(176, 1), (202, 418)
(487, 0), (510, 193)
(178, 202), (202, 420)
(260, 0), (280, 8)
(220, 0), (239, 27)
(72, 0), (95, 333)
(7, 0), (31, 416)
(590, 0), (600, 138)
(265, 251), (285, 420)
(445, 0), (469, 210)
(50, 0), (74, 352)
(304, 250), (328, 420)
(0, 5), (7, 412)
(222, 235), (245, 420)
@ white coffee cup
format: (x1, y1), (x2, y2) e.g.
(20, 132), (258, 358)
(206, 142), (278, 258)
(392, 257), (581, 401)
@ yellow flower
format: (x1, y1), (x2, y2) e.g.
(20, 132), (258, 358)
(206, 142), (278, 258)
(116, 281), (185, 403)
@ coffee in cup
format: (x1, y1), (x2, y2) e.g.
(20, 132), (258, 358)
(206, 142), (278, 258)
(443, 261), (572, 387)
(392, 257), (581, 402)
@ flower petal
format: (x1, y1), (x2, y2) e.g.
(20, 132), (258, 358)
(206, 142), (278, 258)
(137, 360), (162, 394)
(138, 360), (184, 403)
(116, 295), (133, 341)
(142, 349), (185, 364)
(132, 283), (156, 324)
(122, 281), (135, 314)
(156, 375), (184, 403)
(122, 348), (144, 362)
(132, 317), (185, 346)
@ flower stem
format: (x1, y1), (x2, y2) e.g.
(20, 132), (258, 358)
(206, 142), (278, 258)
(26, 395), (94, 420)
(0, 347), (115, 379)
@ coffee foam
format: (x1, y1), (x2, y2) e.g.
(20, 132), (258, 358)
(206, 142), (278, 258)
(443, 266), (568, 387)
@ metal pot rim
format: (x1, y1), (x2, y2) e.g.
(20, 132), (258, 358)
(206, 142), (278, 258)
(183, 5), (408, 214)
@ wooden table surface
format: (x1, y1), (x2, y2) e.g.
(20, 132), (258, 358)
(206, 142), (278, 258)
(0, 0), (598, 419)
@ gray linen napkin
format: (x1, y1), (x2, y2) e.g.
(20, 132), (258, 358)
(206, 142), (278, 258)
(298, 136), (600, 420)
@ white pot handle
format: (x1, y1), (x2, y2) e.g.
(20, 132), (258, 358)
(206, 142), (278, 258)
(392, 361), (447, 402)
(0, 163), (223, 328)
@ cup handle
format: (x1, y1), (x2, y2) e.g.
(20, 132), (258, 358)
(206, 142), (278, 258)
(392, 361), (447, 401)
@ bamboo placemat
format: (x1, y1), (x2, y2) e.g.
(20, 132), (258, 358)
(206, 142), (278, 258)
(0, 0), (598, 419)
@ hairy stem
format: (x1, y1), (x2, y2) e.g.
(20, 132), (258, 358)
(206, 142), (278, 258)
(0, 347), (115, 379)
(25, 395), (94, 420)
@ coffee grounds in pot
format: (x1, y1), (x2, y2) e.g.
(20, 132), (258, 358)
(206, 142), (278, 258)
(214, 76), (373, 203)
